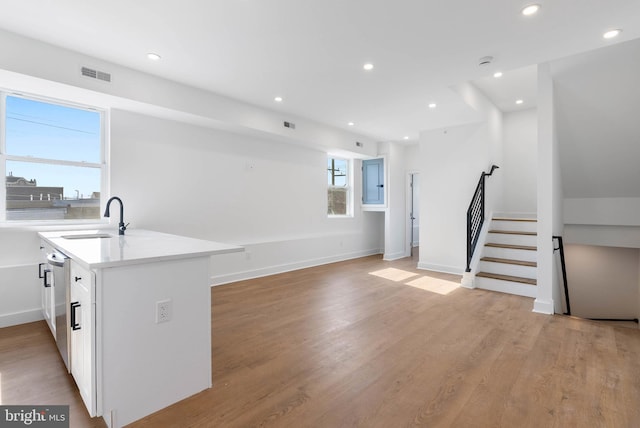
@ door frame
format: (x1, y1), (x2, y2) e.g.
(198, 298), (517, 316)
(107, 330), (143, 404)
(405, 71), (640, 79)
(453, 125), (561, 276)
(405, 171), (419, 258)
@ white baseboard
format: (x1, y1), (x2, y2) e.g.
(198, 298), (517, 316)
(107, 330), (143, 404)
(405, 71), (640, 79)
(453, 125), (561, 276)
(533, 298), (554, 315)
(460, 272), (475, 289)
(210, 248), (383, 286)
(0, 308), (43, 328)
(417, 262), (464, 275)
(383, 251), (406, 261)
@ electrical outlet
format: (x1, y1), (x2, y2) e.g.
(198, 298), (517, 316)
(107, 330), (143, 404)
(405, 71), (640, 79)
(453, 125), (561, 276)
(156, 299), (172, 324)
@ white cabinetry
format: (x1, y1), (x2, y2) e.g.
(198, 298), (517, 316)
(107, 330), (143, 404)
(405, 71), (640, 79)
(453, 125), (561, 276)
(69, 261), (96, 417)
(38, 229), (243, 428)
(39, 242), (55, 336)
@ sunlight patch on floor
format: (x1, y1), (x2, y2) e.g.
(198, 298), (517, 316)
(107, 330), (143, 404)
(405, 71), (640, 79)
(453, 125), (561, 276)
(369, 268), (420, 282)
(369, 268), (460, 295)
(405, 276), (460, 295)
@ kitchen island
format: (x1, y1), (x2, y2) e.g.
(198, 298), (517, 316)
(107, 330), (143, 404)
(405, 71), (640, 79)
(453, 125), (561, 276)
(38, 229), (243, 428)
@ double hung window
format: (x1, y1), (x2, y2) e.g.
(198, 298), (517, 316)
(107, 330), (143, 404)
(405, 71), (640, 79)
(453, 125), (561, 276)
(327, 157), (351, 216)
(1, 93), (105, 222)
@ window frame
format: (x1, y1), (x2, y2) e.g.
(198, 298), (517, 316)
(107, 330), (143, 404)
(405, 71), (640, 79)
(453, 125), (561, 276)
(327, 156), (353, 218)
(0, 91), (109, 225)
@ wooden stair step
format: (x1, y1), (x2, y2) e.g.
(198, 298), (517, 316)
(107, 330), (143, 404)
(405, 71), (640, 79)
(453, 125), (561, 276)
(492, 217), (537, 222)
(480, 257), (537, 267)
(489, 230), (537, 236)
(476, 272), (537, 286)
(485, 243), (537, 251)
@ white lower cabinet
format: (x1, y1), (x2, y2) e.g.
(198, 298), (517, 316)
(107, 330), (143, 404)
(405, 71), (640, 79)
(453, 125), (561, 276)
(69, 261), (96, 417)
(39, 243), (55, 336)
(38, 229), (241, 428)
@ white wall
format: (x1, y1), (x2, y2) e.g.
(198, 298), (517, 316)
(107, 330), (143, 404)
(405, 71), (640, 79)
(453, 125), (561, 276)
(378, 142), (406, 260)
(110, 110), (384, 283)
(502, 109), (537, 214)
(404, 145), (420, 172)
(418, 82), (503, 274)
(536, 62), (563, 315)
(565, 245), (639, 319)
(0, 228), (48, 327)
(564, 197), (640, 250)
(564, 198), (640, 226)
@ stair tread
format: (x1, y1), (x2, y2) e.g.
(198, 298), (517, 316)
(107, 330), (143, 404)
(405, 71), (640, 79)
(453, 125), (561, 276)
(477, 271), (537, 285)
(493, 217), (537, 222)
(480, 257), (537, 267)
(485, 243), (537, 251)
(489, 230), (537, 236)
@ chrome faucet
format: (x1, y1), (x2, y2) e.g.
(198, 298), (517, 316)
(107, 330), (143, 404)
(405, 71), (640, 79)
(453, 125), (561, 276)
(104, 196), (128, 235)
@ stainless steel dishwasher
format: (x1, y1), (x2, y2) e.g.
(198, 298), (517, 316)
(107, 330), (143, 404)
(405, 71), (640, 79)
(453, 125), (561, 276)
(47, 250), (71, 372)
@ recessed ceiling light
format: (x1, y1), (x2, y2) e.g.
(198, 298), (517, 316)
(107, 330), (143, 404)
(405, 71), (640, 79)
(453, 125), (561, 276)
(603, 29), (622, 39)
(274, 96), (283, 102)
(516, 99), (524, 105)
(146, 53), (161, 61)
(403, 136), (410, 140)
(493, 71), (503, 78)
(347, 122), (355, 126)
(521, 4), (540, 16)
(363, 63), (374, 71)
(428, 103), (437, 109)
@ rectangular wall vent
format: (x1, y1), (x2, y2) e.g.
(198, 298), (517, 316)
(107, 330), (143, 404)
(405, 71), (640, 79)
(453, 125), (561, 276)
(81, 66), (111, 82)
(283, 121), (296, 129)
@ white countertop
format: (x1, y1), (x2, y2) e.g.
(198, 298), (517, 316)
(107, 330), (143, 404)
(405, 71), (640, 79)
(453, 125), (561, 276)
(38, 229), (244, 269)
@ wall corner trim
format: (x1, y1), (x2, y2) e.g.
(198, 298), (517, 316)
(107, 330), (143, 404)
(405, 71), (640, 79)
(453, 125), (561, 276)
(532, 298), (554, 315)
(383, 251), (406, 261)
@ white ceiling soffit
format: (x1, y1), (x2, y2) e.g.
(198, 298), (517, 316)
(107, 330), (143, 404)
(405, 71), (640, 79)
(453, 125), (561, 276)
(551, 38), (640, 198)
(0, 1), (639, 143)
(472, 65), (538, 113)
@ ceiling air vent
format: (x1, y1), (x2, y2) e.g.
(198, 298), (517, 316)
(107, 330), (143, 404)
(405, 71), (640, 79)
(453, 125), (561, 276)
(81, 66), (111, 82)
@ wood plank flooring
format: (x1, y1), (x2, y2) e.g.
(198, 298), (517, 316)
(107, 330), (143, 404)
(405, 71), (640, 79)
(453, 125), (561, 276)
(1, 253), (639, 427)
(0, 322), (106, 428)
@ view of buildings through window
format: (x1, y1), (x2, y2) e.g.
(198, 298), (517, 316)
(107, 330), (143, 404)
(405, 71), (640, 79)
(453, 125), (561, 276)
(327, 157), (350, 216)
(3, 94), (103, 221)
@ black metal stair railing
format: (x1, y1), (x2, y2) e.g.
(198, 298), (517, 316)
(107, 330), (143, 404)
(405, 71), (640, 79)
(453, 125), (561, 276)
(552, 235), (571, 316)
(466, 165), (499, 272)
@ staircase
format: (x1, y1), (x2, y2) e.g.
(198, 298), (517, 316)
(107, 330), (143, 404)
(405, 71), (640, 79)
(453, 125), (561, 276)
(475, 217), (537, 298)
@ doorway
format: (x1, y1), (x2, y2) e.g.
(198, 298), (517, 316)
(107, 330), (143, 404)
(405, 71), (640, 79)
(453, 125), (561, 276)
(406, 172), (420, 257)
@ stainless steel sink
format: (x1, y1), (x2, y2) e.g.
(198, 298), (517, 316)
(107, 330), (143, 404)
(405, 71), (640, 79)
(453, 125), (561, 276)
(60, 233), (113, 240)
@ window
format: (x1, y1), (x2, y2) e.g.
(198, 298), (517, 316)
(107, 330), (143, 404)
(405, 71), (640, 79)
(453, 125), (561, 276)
(1, 93), (105, 222)
(327, 157), (351, 216)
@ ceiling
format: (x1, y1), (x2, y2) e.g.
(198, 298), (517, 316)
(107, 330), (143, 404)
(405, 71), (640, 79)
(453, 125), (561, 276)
(472, 65), (538, 113)
(0, 0), (638, 143)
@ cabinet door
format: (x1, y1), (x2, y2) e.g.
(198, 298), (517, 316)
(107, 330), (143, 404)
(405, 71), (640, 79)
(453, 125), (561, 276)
(69, 262), (96, 417)
(39, 243), (55, 336)
(362, 158), (384, 204)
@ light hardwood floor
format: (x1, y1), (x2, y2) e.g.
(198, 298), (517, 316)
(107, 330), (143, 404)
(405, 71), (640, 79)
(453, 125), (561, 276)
(2, 253), (639, 427)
